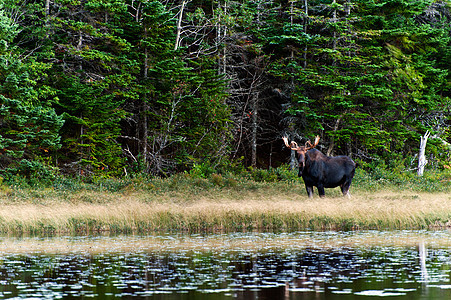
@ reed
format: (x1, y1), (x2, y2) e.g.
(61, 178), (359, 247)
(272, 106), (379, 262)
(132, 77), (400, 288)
(0, 183), (450, 233)
(0, 167), (449, 233)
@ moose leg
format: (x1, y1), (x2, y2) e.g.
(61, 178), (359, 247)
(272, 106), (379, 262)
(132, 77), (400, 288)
(340, 181), (352, 197)
(317, 185), (326, 198)
(305, 185), (314, 198)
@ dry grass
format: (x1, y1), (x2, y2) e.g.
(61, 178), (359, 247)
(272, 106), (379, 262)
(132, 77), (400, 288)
(0, 186), (450, 233)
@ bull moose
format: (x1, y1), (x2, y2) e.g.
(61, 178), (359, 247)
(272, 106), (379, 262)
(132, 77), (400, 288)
(282, 136), (356, 198)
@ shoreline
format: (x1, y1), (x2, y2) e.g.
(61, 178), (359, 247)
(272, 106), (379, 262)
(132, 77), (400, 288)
(1, 230), (451, 254)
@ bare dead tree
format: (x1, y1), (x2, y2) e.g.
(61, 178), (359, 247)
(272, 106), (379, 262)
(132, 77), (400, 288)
(418, 131), (430, 176)
(166, 0), (228, 59)
(174, 0), (188, 50)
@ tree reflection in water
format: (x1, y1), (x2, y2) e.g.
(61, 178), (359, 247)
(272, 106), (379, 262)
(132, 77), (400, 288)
(0, 231), (449, 299)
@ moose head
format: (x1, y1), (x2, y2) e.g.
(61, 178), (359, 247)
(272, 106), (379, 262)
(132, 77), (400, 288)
(282, 136), (320, 176)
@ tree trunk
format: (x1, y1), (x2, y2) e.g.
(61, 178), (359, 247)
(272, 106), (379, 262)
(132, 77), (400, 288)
(290, 0), (295, 81)
(303, 0), (308, 68)
(417, 130), (430, 176)
(222, 1), (227, 75)
(142, 24), (150, 171)
(216, 0), (228, 75)
(332, 0), (337, 64)
(45, 0), (50, 16)
(174, 0), (186, 50)
(251, 93), (259, 167)
(142, 101), (149, 171)
(327, 117), (341, 156)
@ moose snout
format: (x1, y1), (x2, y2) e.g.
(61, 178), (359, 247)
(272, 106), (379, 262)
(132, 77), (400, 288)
(298, 161), (305, 177)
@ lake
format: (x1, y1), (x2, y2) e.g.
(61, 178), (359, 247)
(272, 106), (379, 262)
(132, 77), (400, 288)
(0, 231), (450, 299)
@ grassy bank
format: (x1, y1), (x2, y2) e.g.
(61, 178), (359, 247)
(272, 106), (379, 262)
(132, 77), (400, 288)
(0, 167), (450, 234)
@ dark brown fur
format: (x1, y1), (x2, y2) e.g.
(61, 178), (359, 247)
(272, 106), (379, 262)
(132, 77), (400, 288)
(297, 148), (356, 198)
(283, 136), (356, 198)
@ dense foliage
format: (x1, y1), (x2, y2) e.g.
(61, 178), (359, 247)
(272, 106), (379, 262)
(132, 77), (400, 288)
(0, 0), (450, 180)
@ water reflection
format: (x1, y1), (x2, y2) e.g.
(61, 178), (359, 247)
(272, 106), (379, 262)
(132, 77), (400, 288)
(0, 231), (450, 299)
(419, 240), (429, 282)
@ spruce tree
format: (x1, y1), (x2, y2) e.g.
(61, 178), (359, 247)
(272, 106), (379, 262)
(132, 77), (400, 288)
(0, 5), (63, 176)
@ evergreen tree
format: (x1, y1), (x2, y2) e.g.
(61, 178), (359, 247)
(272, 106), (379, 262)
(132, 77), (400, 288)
(272, 0), (450, 164)
(352, 0), (450, 160)
(116, 0), (231, 175)
(0, 4), (63, 170)
(42, 0), (131, 176)
(1, 0), (449, 177)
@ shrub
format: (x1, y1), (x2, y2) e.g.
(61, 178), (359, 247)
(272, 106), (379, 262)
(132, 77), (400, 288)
(1, 159), (58, 187)
(189, 162), (216, 178)
(353, 159), (451, 192)
(210, 173), (224, 186)
(248, 165), (298, 182)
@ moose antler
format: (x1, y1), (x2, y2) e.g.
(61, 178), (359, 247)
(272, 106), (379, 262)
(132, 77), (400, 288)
(283, 135), (320, 151)
(305, 135), (320, 150)
(282, 136), (301, 151)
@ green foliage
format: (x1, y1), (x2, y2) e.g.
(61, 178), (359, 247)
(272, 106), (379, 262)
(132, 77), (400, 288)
(1, 159), (58, 187)
(186, 159), (299, 184)
(248, 165), (299, 182)
(146, 56), (231, 175)
(0, 0), (449, 180)
(55, 75), (126, 176)
(0, 3), (64, 165)
(354, 159), (451, 193)
(47, 164), (451, 195)
(270, 0), (451, 162)
(189, 163), (216, 179)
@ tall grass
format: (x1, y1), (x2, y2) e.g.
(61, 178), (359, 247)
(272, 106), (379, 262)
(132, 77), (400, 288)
(0, 192), (450, 234)
(0, 165), (449, 234)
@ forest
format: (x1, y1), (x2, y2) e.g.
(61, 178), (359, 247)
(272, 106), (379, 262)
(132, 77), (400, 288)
(0, 0), (450, 182)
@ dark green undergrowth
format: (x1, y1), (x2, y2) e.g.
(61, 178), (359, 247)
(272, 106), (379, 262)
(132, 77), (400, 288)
(0, 162), (450, 234)
(1, 162), (450, 197)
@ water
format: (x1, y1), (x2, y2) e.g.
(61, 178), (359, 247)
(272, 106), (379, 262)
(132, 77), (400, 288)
(0, 231), (451, 299)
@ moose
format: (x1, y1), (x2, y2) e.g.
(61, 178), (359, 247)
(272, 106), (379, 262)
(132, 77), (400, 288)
(282, 136), (356, 198)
